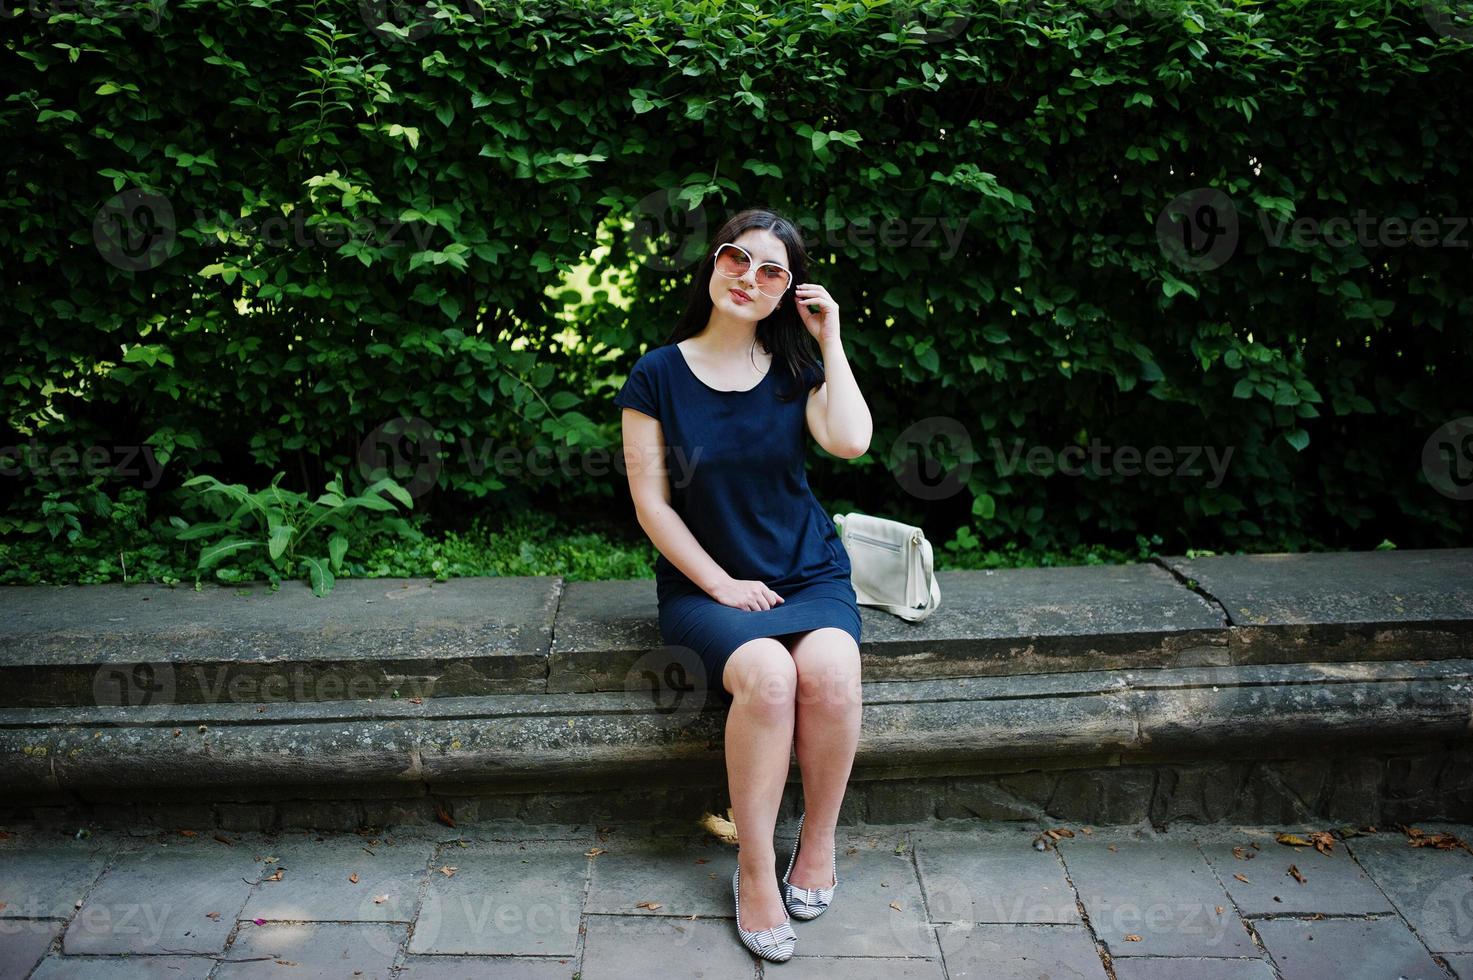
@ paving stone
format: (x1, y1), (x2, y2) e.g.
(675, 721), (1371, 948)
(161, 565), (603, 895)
(213, 921), (403, 978)
(398, 955), (578, 979)
(1348, 826), (1473, 953)
(0, 918), (62, 979)
(764, 833), (933, 957)
(1440, 953), (1473, 978)
(1255, 915), (1448, 980)
(584, 834), (736, 917)
(61, 836), (265, 955)
(784, 955), (947, 978)
(408, 840), (585, 956)
(28, 953), (216, 979)
(911, 830), (1081, 924)
(238, 830), (435, 923)
(0, 832), (120, 918)
(935, 922), (1104, 979)
(579, 915), (758, 979)
(1196, 827), (1394, 915)
(1111, 956), (1277, 980)
(1057, 833), (1254, 958)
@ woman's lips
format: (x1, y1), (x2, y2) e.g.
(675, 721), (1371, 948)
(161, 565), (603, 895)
(731, 288), (752, 304)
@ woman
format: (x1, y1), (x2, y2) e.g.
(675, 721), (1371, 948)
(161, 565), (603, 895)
(613, 206), (873, 962)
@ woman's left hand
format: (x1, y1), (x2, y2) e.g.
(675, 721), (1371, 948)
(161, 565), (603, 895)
(794, 283), (841, 343)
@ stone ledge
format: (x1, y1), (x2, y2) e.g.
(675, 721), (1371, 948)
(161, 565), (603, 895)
(3, 549), (1468, 708)
(4, 659), (1468, 797)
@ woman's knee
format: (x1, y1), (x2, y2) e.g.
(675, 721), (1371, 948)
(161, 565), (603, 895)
(723, 637), (798, 708)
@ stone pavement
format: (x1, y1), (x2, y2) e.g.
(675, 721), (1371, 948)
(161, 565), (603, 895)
(2, 817), (1470, 979)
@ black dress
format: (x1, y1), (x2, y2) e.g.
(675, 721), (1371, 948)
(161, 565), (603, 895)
(613, 342), (862, 706)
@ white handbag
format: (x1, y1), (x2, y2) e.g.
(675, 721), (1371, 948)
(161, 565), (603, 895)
(831, 512), (941, 622)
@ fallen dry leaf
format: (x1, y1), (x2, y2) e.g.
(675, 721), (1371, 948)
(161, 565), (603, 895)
(263, 868), (284, 882)
(585, 847), (607, 858)
(435, 803), (456, 829)
(1081, 827), (1094, 835)
(178, 830), (198, 837)
(1215, 906), (1224, 915)
(348, 873), (359, 884)
(1124, 934), (1142, 942)
(1403, 826), (1471, 852)
(438, 865), (458, 877)
(1288, 864), (1306, 884)
(1046, 828), (1076, 840)
(205, 911), (221, 920)
(694, 858), (709, 865)
(1233, 873), (1250, 884)
(1308, 831), (1336, 855)
(635, 901), (662, 911)
(698, 811), (739, 845)
(373, 894), (389, 904)
(213, 834), (235, 846)
(1275, 833), (1312, 848)
(1107, 844), (1118, 853)
(889, 901), (903, 911)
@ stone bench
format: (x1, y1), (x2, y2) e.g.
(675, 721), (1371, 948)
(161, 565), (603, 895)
(1, 549), (1469, 832)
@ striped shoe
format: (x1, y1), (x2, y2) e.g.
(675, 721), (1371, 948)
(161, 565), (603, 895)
(732, 866), (797, 961)
(781, 811), (837, 920)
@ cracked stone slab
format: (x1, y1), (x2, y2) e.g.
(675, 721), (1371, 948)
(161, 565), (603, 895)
(238, 830), (436, 923)
(1255, 915), (1448, 980)
(578, 915), (759, 979)
(1195, 827), (1395, 916)
(61, 834), (270, 955)
(0, 918), (64, 979)
(0, 577), (561, 707)
(0, 830), (122, 918)
(935, 922), (1105, 979)
(911, 829), (1082, 925)
(1111, 957), (1276, 980)
(1056, 831), (1255, 958)
(28, 952), (216, 979)
(216, 921), (405, 978)
(398, 955), (576, 979)
(584, 833), (739, 918)
(1160, 549), (1473, 662)
(1346, 825), (1473, 953)
(408, 839), (586, 956)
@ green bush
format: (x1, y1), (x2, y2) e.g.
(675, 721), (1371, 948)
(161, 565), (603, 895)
(2, 0), (1470, 579)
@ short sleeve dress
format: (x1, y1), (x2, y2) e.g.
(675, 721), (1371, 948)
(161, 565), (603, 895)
(613, 342), (862, 707)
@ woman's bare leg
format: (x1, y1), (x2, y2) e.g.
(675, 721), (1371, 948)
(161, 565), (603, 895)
(786, 627), (863, 890)
(722, 636), (797, 931)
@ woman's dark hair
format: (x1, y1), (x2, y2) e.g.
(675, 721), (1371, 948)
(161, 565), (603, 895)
(660, 207), (821, 403)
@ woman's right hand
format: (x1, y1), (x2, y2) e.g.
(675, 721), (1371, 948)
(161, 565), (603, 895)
(708, 577), (785, 611)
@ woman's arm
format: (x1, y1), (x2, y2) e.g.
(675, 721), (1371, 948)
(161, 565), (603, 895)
(619, 407), (734, 596)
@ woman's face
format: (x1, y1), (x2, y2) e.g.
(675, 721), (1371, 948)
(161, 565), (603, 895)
(708, 228), (791, 321)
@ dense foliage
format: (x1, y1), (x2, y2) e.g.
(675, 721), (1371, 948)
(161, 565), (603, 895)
(2, 0), (1469, 589)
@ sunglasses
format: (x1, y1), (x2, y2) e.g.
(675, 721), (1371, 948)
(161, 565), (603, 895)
(712, 242), (793, 298)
